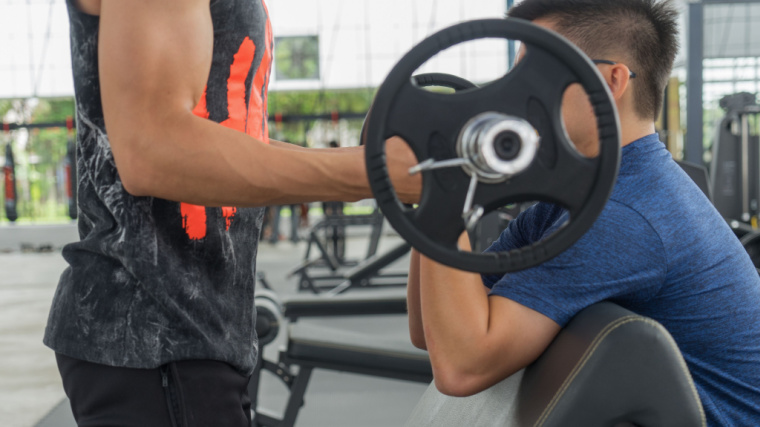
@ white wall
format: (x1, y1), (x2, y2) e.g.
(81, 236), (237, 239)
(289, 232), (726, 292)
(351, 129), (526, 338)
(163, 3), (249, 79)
(3, 0), (758, 100)
(0, 0), (73, 99)
(267, 0), (508, 91)
(0, 0), (509, 99)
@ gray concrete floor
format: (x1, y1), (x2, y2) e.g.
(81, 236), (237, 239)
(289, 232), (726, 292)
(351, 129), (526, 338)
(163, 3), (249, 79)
(0, 225), (428, 427)
(0, 252), (69, 427)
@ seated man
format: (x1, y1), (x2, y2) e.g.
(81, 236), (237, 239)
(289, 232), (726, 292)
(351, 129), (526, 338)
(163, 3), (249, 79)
(407, 0), (760, 425)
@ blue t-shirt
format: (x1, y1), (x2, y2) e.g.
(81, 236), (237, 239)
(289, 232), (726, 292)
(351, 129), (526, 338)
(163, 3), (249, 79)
(483, 134), (760, 426)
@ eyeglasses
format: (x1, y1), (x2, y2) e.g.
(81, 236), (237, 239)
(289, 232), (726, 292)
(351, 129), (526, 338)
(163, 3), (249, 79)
(592, 59), (637, 79)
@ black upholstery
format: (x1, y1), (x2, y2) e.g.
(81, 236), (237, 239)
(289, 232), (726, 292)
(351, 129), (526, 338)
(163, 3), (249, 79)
(515, 302), (705, 426)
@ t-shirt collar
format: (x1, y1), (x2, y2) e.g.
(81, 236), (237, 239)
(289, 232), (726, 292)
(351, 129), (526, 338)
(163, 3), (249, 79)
(619, 133), (664, 175)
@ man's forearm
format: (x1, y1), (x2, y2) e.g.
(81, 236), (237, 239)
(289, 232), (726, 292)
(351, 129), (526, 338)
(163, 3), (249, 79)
(417, 234), (515, 395)
(419, 252), (491, 368)
(408, 249), (426, 349)
(417, 234), (561, 397)
(119, 114), (371, 207)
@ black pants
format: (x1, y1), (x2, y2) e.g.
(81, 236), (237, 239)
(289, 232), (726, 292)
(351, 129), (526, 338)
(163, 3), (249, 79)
(56, 353), (251, 427)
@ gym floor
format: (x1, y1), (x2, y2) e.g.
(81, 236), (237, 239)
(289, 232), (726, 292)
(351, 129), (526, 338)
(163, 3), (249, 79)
(0, 226), (429, 427)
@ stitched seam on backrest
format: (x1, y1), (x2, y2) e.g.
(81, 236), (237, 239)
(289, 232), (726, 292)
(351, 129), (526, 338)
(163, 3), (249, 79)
(535, 316), (705, 427)
(636, 318), (706, 427)
(534, 315), (639, 426)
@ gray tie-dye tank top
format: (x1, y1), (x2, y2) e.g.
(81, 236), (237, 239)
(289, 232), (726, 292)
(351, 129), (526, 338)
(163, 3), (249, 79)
(44, 0), (273, 375)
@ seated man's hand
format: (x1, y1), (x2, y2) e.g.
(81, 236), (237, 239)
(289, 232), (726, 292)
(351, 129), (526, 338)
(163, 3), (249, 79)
(386, 136), (422, 204)
(458, 232), (472, 252)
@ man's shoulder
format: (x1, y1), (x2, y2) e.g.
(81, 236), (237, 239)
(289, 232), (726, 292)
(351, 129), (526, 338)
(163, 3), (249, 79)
(611, 156), (714, 226)
(587, 199), (665, 257)
(595, 196), (658, 232)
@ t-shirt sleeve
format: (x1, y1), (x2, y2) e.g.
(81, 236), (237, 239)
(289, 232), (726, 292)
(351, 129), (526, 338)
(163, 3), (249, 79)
(481, 203), (567, 287)
(485, 201), (668, 327)
(481, 222), (525, 288)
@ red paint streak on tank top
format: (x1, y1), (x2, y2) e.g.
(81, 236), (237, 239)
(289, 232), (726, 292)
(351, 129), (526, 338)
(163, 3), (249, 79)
(222, 36), (256, 133)
(182, 32), (269, 240)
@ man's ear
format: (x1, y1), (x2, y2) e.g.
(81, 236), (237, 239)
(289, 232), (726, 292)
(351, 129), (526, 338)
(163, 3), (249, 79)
(604, 64), (632, 101)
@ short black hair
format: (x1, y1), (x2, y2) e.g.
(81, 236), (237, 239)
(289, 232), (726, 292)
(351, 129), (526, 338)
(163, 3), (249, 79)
(509, 0), (679, 121)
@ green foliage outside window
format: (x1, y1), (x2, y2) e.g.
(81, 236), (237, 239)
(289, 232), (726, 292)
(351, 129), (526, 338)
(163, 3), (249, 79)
(267, 88), (375, 145)
(275, 36), (320, 81)
(1, 98), (75, 223)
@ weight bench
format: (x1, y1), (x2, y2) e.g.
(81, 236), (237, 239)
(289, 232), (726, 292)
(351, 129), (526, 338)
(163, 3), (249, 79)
(252, 292), (704, 427)
(290, 241), (412, 295)
(250, 289), (429, 427)
(290, 210), (389, 293)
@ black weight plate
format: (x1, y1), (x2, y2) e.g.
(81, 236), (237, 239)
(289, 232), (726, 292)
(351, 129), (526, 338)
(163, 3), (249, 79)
(363, 18), (621, 274)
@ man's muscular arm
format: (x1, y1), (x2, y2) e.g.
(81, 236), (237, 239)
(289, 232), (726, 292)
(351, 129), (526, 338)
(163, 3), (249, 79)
(409, 233), (561, 397)
(98, 0), (417, 207)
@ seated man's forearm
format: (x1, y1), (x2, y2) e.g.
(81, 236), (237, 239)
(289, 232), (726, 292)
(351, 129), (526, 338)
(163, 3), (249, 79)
(416, 234), (560, 397)
(408, 249), (427, 349)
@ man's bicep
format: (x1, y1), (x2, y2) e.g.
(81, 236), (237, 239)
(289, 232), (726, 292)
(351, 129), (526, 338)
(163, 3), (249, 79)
(98, 0), (212, 152)
(488, 295), (561, 373)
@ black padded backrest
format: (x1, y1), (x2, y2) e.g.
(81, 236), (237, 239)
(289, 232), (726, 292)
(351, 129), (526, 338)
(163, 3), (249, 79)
(516, 302), (705, 427)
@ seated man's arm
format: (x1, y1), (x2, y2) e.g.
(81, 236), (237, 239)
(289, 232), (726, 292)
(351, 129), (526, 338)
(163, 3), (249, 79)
(417, 234), (561, 397)
(408, 249), (426, 349)
(97, 0), (417, 207)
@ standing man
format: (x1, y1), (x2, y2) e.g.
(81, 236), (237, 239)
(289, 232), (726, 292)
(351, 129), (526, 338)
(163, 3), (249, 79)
(408, 0), (760, 425)
(44, 0), (418, 426)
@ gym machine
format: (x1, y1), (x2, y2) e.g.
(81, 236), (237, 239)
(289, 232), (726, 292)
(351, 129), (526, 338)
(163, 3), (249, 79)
(709, 93), (760, 266)
(286, 205), (415, 296)
(3, 142), (18, 222)
(711, 92), (760, 225)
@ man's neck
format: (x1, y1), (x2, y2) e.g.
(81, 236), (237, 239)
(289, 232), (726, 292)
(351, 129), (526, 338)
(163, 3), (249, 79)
(621, 120), (657, 147)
